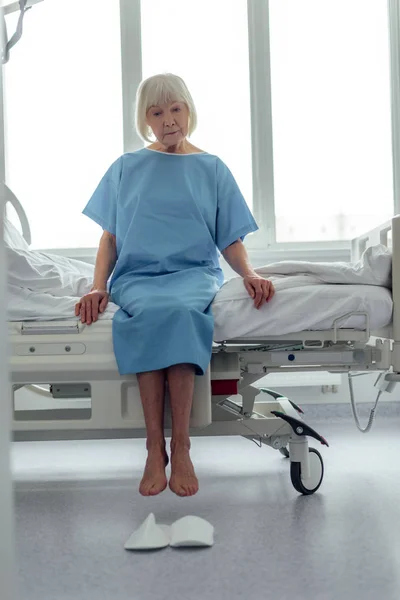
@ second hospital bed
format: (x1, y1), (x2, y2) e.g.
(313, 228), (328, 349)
(5, 196), (400, 494)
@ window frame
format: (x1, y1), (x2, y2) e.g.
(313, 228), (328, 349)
(119, 0), (143, 154)
(389, 0), (400, 217)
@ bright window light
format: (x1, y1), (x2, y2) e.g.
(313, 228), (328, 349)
(3, 0), (123, 249)
(269, 0), (394, 242)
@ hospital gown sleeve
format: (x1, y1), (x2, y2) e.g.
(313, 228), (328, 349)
(215, 158), (259, 252)
(82, 157), (122, 236)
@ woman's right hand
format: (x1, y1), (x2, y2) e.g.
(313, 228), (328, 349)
(75, 289), (110, 325)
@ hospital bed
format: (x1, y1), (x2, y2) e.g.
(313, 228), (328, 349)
(5, 188), (400, 494)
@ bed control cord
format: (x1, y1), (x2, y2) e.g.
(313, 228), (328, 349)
(348, 373), (382, 433)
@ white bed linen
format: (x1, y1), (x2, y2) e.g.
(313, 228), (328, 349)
(213, 283), (392, 339)
(255, 244), (391, 287)
(213, 245), (392, 338)
(7, 283), (392, 340)
(6, 236), (393, 338)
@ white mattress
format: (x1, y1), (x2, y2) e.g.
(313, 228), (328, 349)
(7, 281), (393, 341)
(6, 244), (393, 340)
(213, 282), (392, 340)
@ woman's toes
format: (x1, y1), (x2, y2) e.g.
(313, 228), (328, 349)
(169, 450), (199, 497)
(139, 451), (168, 496)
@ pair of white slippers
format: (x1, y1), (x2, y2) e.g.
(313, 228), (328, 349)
(124, 513), (214, 550)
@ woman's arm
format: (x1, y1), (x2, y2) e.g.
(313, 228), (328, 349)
(91, 231), (117, 290)
(221, 239), (256, 278)
(222, 239), (275, 309)
(75, 231), (118, 324)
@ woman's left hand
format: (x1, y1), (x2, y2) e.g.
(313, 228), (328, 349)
(243, 275), (275, 309)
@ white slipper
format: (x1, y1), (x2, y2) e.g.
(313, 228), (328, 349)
(170, 516), (214, 548)
(124, 514), (214, 550)
(124, 513), (170, 550)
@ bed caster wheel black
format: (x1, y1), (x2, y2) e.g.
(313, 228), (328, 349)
(290, 448), (324, 495)
(279, 447), (290, 458)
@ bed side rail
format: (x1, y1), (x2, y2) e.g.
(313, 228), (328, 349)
(351, 215), (400, 366)
(351, 218), (392, 260)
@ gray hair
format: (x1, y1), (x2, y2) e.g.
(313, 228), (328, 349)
(135, 73), (198, 143)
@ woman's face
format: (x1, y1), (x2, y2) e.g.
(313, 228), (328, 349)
(146, 101), (189, 147)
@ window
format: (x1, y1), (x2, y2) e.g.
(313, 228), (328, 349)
(140, 0), (252, 208)
(3, 0), (123, 249)
(3, 0), (397, 252)
(268, 0), (393, 243)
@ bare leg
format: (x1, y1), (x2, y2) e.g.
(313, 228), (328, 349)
(137, 369), (168, 496)
(167, 364), (199, 497)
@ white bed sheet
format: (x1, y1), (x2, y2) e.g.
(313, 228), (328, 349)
(7, 243), (393, 339)
(213, 282), (392, 339)
(8, 280), (392, 340)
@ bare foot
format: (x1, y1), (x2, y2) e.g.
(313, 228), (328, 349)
(169, 443), (199, 497)
(139, 447), (169, 497)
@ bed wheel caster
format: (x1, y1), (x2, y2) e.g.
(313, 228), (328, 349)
(279, 447), (290, 458)
(290, 448), (324, 495)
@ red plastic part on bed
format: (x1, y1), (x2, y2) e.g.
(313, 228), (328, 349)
(211, 380), (239, 395)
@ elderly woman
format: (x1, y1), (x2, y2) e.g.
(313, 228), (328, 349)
(76, 73), (274, 498)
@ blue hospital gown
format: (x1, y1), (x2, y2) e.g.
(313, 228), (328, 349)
(82, 148), (258, 375)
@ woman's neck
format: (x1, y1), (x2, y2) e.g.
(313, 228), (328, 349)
(149, 139), (202, 155)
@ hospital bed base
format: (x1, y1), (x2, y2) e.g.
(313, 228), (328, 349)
(12, 386), (327, 495)
(10, 334), (392, 496)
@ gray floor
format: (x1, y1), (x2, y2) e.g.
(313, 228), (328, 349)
(11, 414), (400, 600)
